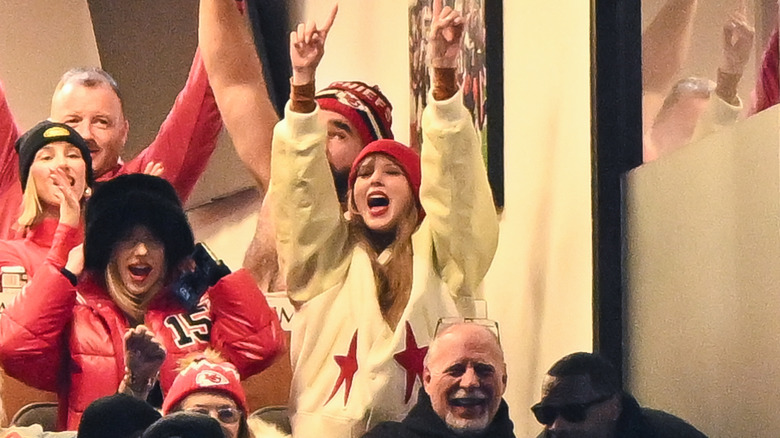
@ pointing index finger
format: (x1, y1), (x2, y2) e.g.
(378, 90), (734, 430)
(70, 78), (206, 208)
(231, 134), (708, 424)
(433, 0), (443, 18)
(320, 4), (339, 37)
(736, 0), (747, 16)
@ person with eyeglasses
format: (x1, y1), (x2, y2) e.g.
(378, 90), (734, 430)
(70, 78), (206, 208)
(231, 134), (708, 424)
(161, 351), (288, 438)
(532, 352), (707, 438)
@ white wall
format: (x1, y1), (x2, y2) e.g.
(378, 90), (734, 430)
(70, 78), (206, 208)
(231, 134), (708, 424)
(483, 2), (593, 436)
(0, 0), (100, 130)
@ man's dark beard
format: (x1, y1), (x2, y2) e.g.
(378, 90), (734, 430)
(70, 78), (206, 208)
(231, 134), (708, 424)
(331, 165), (350, 204)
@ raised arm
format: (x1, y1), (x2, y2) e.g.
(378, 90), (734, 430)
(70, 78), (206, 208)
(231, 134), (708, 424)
(751, 28), (779, 115)
(420, 0), (499, 297)
(642, 0), (698, 130)
(0, 80), (20, 186)
(713, 2), (754, 107)
(199, 0), (278, 193)
(0, 80), (22, 239)
(122, 48), (223, 203)
(642, 0), (698, 93)
(690, 5), (754, 142)
(269, 6), (352, 303)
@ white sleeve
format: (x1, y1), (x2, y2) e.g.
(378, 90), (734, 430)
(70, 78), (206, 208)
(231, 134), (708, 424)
(419, 90), (500, 298)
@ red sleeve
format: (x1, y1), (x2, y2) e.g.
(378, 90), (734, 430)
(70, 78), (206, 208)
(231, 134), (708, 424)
(751, 28), (780, 116)
(207, 268), (285, 378)
(122, 48), (223, 202)
(0, 241), (24, 271)
(0, 80), (23, 240)
(0, 222), (78, 276)
(47, 222), (83, 268)
(0, 261), (75, 392)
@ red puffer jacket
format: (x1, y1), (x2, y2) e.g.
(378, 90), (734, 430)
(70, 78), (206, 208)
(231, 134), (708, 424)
(0, 258), (284, 430)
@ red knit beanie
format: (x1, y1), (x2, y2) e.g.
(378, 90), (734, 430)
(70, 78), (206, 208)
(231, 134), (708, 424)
(316, 81), (394, 146)
(162, 357), (248, 415)
(348, 139), (424, 222)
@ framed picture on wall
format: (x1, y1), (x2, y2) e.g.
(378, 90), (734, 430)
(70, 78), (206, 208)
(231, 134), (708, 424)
(408, 0), (504, 207)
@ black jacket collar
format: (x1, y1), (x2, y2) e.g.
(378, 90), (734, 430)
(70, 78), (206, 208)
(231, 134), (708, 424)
(400, 390), (516, 438)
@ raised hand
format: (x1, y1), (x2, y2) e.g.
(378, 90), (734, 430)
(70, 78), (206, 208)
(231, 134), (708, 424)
(715, 0), (754, 105)
(125, 325), (166, 378)
(429, 0), (464, 69)
(120, 325), (166, 398)
(51, 168), (82, 229)
(65, 244), (84, 277)
(290, 4), (338, 85)
(721, 0), (754, 75)
(142, 161), (164, 177)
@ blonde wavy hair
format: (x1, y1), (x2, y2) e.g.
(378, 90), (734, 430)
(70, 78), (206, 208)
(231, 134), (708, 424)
(347, 185), (420, 330)
(17, 177), (43, 229)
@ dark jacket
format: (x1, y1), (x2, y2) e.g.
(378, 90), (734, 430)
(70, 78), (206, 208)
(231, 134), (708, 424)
(362, 391), (515, 438)
(536, 393), (708, 438)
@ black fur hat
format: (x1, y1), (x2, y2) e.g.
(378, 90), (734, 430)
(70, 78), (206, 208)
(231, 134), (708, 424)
(84, 173), (194, 274)
(78, 393), (161, 438)
(141, 412), (225, 438)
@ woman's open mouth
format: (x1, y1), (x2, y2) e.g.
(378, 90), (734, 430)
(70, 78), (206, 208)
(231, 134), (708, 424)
(127, 264), (152, 283)
(367, 194), (389, 216)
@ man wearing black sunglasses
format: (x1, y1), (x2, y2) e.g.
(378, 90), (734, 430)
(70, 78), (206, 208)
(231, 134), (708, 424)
(532, 352), (707, 438)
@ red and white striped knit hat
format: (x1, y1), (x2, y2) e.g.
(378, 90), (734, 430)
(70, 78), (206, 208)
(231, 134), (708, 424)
(316, 81), (394, 146)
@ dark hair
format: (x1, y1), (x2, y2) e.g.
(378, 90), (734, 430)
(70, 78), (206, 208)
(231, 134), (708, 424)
(547, 352), (620, 395)
(78, 393), (161, 438)
(84, 174), (194, 275)
(169, 401), (250, 438)
(56, 67), (125, 115)
(141, 412), (224, 438)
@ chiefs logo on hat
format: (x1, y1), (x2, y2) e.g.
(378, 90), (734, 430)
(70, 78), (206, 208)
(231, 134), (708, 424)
(335, 90), (369, 111)
(195, 370), (229, 387)
(162, 357), (248, 416)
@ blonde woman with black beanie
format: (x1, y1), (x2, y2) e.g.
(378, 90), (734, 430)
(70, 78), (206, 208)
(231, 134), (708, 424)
(0, 121), (92, 289)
